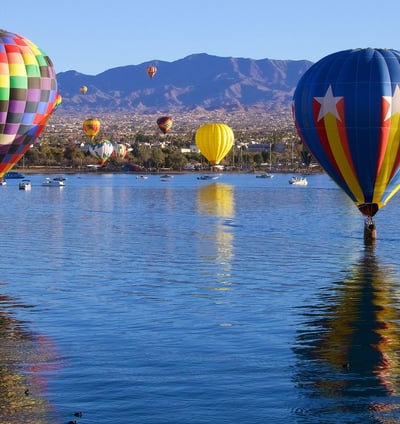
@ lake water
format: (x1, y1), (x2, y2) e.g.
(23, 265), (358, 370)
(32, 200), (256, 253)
(1, 172), (400, 423)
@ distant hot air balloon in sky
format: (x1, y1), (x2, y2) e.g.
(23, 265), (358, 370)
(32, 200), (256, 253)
(146, 66), (157, 79)
(293, 48), (400, 241)
(83, 118), (100, 141)
(89, 139), (114, 167)
(80, 85), (88, 95)
(157, 116), (173, 134)
(0, 29), (58, 178)
(195, 123), (234, 165)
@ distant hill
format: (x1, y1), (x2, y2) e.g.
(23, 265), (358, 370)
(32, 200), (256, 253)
(56, 53), (313, 114)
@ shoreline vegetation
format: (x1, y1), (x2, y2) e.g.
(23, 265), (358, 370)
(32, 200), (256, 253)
(15, 165), (323, 176)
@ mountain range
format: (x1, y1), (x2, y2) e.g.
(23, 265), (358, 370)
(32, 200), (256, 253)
(56, 53), (313, 114)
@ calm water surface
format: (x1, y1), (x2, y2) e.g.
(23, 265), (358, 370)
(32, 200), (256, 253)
(1, 172), (400, 423)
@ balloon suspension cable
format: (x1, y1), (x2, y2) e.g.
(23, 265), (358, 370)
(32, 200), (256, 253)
(364, 216), (377, 244)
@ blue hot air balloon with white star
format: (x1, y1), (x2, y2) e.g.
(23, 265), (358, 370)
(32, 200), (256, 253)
(293, 48), (400, 239)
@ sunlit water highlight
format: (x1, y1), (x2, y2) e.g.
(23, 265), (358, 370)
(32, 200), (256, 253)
(0, 172), (400, 423)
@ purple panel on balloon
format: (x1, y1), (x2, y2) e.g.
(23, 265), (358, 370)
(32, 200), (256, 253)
(27, 89), (41, 102)
(4, 123), (19, 135)
(8, 100), (26, 113)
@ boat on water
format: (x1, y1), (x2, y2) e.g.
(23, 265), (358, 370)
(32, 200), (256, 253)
(0, 178), (6, 186)
(42, 177), (65, 187)
(19, 179), (31, 190)
(5, 171), (25, 179)
(160, 174), (173, 181)
(197, 175), (219, 180)
(289, 176), (308, 186)
(136, 175), (148, 180)
(256, 173), (273, 179)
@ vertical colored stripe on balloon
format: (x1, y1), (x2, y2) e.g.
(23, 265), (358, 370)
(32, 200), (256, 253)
(323, 113), (365, 202)
(375, 112), (400, 205)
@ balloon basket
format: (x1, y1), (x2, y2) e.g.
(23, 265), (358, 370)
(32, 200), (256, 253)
(364, 217), (377, 245)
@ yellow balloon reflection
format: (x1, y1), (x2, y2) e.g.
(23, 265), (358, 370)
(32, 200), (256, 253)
(293, 247), (400, 417)
(196, 183), (235, 291)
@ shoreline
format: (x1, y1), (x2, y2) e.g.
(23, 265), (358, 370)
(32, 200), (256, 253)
(14, 166), (322, 176)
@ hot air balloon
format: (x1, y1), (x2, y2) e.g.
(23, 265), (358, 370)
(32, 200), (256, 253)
(88, 139), (114, 167)
(293, 48), (400, 241)
(195, 123), (234, 166)
(157, 116), (173, 134)
(0, 29), (58, 178)
(54, 93), (62, 111)
(80, 85), (88, 94)
(112, 142), (128, 159)
(83, 118), (100, 141)
(146, 66), (157, 79)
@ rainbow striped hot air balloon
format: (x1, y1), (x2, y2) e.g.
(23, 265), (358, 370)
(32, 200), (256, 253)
(54, 93), (62, 111)
(0, 29), (58, 177)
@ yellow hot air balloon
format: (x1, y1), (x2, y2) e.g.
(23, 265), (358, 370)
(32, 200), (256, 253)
(80, 85), (88, 95)
(195, 123), (234, 165)
(82, 118), (100, 141)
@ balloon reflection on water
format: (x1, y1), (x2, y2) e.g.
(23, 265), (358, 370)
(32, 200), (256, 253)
(0, 290), (62, 423)
(293, 247), (400, 419)
(196, 183), (235, 290)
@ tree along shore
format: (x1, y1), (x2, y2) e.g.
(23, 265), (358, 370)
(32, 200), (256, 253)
(16, 164), (322, 175)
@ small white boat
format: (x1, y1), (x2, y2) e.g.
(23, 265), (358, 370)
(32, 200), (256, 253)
(42, 177), (65, 187)
(256, 173), (273, 179)
(289, 176), (308, 186)
(19, 179), (31, 190)
(197, 175), (219, 180)
(136, 175), (148, 180)
(0, 178), (6, 186)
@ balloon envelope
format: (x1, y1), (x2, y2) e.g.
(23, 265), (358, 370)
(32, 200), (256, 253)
(195, 123), (234, 165)
(157, 116), (173, 134)
(89, 139), (114, 166)
(0, 29), (58, 177)
(83, 118), (100, 140)
(80, 85), (88, 94)
(293, 48), (400, 217)
(112, 143), (127, 159)
(146, 66), (157, 79)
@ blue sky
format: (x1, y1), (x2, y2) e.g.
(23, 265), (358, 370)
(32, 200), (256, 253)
(2, 0), (399, 75)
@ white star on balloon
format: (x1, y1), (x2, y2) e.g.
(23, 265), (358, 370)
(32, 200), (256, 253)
(314, 85), (343, 121)
(383, 84), (400, 121)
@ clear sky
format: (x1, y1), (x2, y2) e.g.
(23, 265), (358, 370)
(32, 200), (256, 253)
(2, 0), (399, 75)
